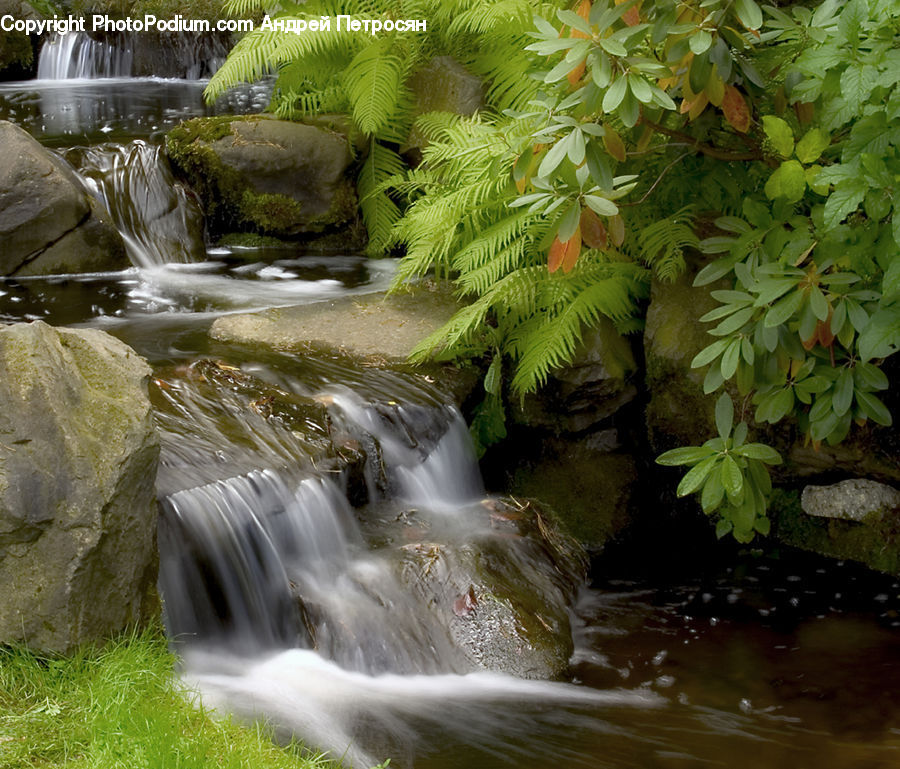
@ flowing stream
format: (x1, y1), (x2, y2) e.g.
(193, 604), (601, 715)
(2, 38), (900, 769)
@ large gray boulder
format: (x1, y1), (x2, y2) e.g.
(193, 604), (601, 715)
(0, 321), (159, 653)
(0, 120), (128, 276)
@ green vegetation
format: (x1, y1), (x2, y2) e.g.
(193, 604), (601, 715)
(0, 627), (335, 769)
(208, 0), (898, 540)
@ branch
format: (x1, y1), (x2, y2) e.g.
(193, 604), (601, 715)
(639, 117), (763, 162)
(620, 150), (693, 207)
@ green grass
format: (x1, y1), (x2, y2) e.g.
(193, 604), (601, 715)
(0, 626), (337, 769)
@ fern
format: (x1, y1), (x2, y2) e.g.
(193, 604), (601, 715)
(632, 205), (698, 283)
(358, 139), (406, 256)
(343, 38), (408, 135)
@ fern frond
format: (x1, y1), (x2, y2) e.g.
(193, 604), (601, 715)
(633, 205), (697, 282)
(358, 139), (406, 256)
(343, 37), (408, 135)
(447, 0), (534, 35)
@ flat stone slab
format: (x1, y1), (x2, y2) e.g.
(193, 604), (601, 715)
(209, 285), (462, 363)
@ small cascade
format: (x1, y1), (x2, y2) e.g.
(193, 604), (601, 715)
(63, 142), (204, 267)
(36, 31), (228, 81)
(325, 387), (485, 511)
(151, 363), (658, 766)
(38, 32), (132, 79)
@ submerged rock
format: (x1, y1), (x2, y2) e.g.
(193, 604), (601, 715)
(166, 115), (358, 239)
(0, 120), (128, 276)
(0, 321), (159, 653)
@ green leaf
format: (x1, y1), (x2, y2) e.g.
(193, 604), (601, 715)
(795, 128), (830, 164)
(711, 306), (756, 335)
(703, 470), (726, 513)
(858, 306), (900, 361)
(677, 455), (720, 497)
(583, 194), (619, 217)
(856, 390), (893, 426)
(809, 285), (829, 321)
(733, 443), (782, 463)
(657, 446), (717, 466)
(715, 517), (733, 538)
(538, 137), (571, 178)
(754, 517), (771, 536)
(833, 367), (854, 416)
(823, 179), (867, 229)
(883, 259), (900, 302)
(690, 29), (713, 55)
(692, 338), (731, 368)
(764, 290), (803, 327)
(720, 339), (742, 379)
(715, 393), (734, 440)
(484, 356), (501, 395)
(602, 76), (628, 113)
(557, 202), (581, 242)
(720, 455), (744, 499)
(761, 116), (794, 158)
(734, 0), (763, 29)
(765, 160), (807, 203)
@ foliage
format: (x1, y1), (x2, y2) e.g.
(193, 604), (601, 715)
(208, 0), (899, 539)
(657, 393), (782, 542)
(206, 0), (547, 255)
(0, 626), (335, 769)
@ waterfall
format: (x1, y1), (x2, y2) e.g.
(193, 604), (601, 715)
(151, 365), (659, 766)
(62, 142), (204, 267)
(38, 32), (132, 79)
(36, 31), (228, 81)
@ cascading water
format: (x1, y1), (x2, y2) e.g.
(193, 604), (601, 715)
(37, 32), (132, 80)
(152, 362), (660, 767)
(63, 141), (205, 267)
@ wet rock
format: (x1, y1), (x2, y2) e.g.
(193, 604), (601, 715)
(801, 479), (900, 523)
(512, 318), (638, 434)
(506, 437), (637, 551)
(391, 498), (587, 679)
(166, 115), (358, 239)
(0, 120), (128, 276)
(208, 283), (479, 405)
(0, 321), (159, 653)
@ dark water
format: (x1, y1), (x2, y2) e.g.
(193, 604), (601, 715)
(1, 58), (899, 769)
(0, 77), (270, 145)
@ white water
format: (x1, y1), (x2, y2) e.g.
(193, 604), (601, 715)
(38, 33), (132, 80)
(64, 142), (204, 267)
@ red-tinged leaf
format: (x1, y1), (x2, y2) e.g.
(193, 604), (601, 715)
(688, 91), (709, 120)
(570, 0), (592, 38)
(580, 208), (607, 249)
(568, 61), (586, 86)
(794, 101), (814, 125)
(722, 85), (750, 133)
(561, 226), (582, 273)
(548, 237), (566, 273)
(680, 96), (694, 115)
(816, 318), (835, 348)
(609, 214), (625, 247)
(623, 4), (641, 25)
(453, 586), (478, 617)
(515, 176), (527, 194)
(603, 126), (627, 162)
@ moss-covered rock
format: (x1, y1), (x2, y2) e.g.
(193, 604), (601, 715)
(166, 115), (358, 240)
(770, 487), (900, 576)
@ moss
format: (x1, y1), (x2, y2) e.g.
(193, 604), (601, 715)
(166, 115), (358, 239)
(217, 232), (294, 248)
(770, 487), (900, 576)
(238, 189), (305, 234)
